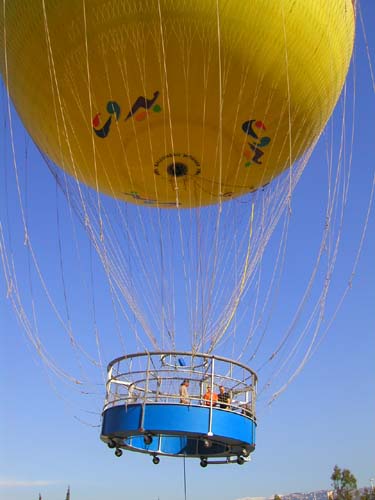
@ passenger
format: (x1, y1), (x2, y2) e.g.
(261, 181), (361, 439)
(240, 402), (253, 418)
(127, 383), (138, 404)
(218, 385), (231, 409)
(179, 379), (190, 404)
(203, 386), (218, 407)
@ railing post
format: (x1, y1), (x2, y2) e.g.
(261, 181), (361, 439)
(252, 373), (257, 416)
(140, 353), (151, 431)
(207, 356), (215, 436)
(104, 365), (113, 409)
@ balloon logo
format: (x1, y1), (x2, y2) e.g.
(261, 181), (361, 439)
(242, 120), (271, 167)
(93, 92), (162, 138)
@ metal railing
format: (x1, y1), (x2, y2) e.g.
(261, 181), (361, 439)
(103, 351), (257, 420)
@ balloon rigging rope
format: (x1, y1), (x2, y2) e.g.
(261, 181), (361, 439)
(54, 180), (98, 379)
(280, 0), (294, 208)
(286, 57), (375, 389)
(0, 104), (68, 381)
(208, 202), (255, 353)
(216, 147), (308, 387)
(41, 0), (115, 365)
(2, 15), (89, 374)
(206, 58), (258, 341)
(206, 0), (314, 360)
(0, 227), (80, 383)
(218, 171), (293, 361)
(215, 0), (223, 198)
(358, 3), (375, 93)
(196, 6), (226, 351)
(220, 179), (292, 362)
(61, 3), (160, 352)
(156, 0), (193, 350)
(81, 0), (104, 243)
(254, 155), (322, 381)
(269, 113), (348, 364)
(60, 168), (112, 376)
(145, 21), (174, 349)
(100, 51), (161, 346)
(41, 0), (91, 232)
(236, 209), (291, 364)
(259, 82), (357, 401)
(143, 16), (174, 352)
(88, 240), (107, 384)
(311, 170), (375, 360)
(57, 168), (152, 354)
(47, 1), (161, 361)
(0, 174), (80, 383)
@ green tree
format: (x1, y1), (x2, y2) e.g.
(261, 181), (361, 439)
(274, 495), (282, 500)
(331, 465), (358, 500)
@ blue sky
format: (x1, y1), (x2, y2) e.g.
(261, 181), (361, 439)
(1, 2), (375, 500)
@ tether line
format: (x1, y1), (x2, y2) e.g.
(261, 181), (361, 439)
(183, 454), (187, 500)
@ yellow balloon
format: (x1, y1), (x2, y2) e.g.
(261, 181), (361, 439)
(0, 0), (354, 207)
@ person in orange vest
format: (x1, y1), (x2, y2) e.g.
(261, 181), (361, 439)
(203, 386), (218, 407)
